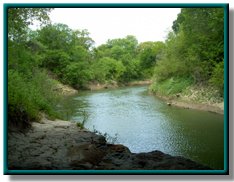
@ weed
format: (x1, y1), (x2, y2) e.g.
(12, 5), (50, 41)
(92, 125), (118, 144)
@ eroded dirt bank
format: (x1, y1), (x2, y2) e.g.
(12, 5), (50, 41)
(151, 85), (224, 115)
(8, 119), (211, 170)
(86, 80), (152, 91)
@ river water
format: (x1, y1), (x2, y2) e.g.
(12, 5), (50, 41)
(58, 86), (224, 169)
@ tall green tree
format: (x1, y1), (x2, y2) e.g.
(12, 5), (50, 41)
(36, 23), (94, 83)
(153, 8), (224, 95)
(137, 41), (165, 69)
(95, 35), (138, 61)
(91, 57), (125, 83)
(8, 8), (52, 41)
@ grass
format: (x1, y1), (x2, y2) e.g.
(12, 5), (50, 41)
(75, 110), (89, 129)
(150, 77), (193, 96)
(8, 69), (62, 130)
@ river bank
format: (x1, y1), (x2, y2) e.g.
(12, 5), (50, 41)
(150, 86), (224, 115)
(85, 80), (152, 91)
(53, 82), (78, 95)
(52, 80), (152, 94)
(8, 118), (211, 170)
(156, 94), (223, 114)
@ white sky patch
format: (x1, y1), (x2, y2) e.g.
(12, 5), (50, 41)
(49, 8), (181, 46)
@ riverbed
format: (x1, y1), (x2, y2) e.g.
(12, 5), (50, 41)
(58, 86), (224, 169)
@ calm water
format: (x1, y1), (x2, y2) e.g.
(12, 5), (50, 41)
(59, 86), (224, 169)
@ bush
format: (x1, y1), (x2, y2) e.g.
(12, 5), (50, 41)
(8, 70), (37, 130)
(150, 77), (193, 95)
(209, 61), (224, 95)
(64, 62), (93, 88)
(8, 69), (60, 130)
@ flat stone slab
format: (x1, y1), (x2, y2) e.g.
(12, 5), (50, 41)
(8, 119), (211, 170)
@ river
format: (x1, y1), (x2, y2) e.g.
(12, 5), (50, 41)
(58, 86), (224, 169)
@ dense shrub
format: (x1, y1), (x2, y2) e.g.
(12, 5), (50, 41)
(150, 77), (193, 95)
(8, 69), (60, 130)
(209, 61), (224, 95)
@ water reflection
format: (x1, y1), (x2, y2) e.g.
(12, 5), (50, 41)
(56, 94), (89, 121)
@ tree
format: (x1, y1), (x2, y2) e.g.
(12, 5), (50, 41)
(71, 29), (94, 50)
(156, 8), (224, 82)
(8, 8), (53, 71)
(37, 23), (73, 51)
(91, 57), (125, 82)
(120, 58), (141, 82)
(96, 35), (138, 61)
(41, 50), (70, 77)
(152, 8), (224, 96)
(8, 8), (52, 41)
(64, 62), (92, 88)
(8, 8), (59, 129)
(137, 41), (165, 69)
(36, 23), (94, 84)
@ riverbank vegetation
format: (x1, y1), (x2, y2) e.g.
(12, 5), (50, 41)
(150, 8), (224, 104)
(8, 8), (60, 130)
(7, 7), (224, 130)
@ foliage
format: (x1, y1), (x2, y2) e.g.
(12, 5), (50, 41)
(37, 24), (72, 50)
(64, 62), (93, 88)
(8, 7), (224, 131)
(150, 77), (193, 95)
(36, 23), (94, 86)
(9, 8), (159, 130)
(209, 61), (224, 95)
(8, 8), (52, 41)
(36, 25), (161, 86)
(137, 41), (165, 69)
(91, 57), (125, 83)
(40, 50), (70, 76)
(92, 126), (118, 144)
(8, 70), (39, 126)
(120, 59), (142, 82)
(153, 31), (191, 82)
(8, 69), (60, 129)
(152, 8), (224, 98)
(96, 35), (138, 60)
(7, 8), (60, 130)
(95, 36), (163, 80)
(76, 111), (89, 129)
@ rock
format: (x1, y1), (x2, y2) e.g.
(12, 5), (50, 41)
(53, 83), (78, 95)
(86, 81), (118, 91)
(67, 143), (106, 167)
(8, 119), (211, 170)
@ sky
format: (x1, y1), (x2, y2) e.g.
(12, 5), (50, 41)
(48, 8), (181, 46)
